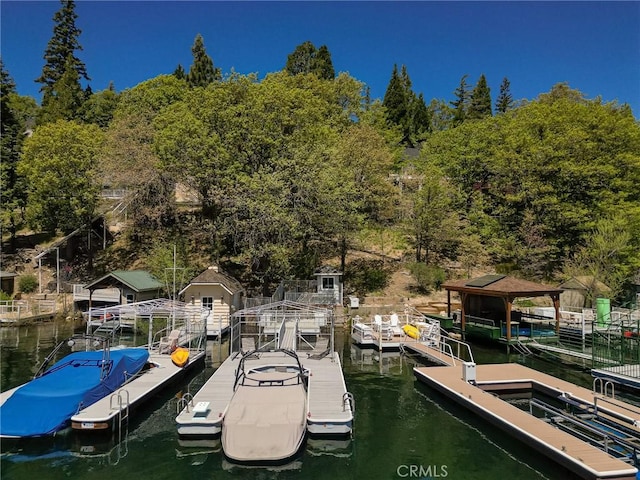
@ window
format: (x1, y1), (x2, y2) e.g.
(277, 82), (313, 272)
(126, 293), (134, 303)
(322, 277), (334, 290)
(202, 296), (213, 311)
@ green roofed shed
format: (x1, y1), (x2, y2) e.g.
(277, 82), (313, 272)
(84, 270), (164, 307)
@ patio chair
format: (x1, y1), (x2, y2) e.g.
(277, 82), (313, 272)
(159, 329), (181, 354)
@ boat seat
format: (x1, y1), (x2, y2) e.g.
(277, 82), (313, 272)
(159, 329), (181, 354)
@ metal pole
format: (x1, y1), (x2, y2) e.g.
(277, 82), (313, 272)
(56, 247), (60, 294)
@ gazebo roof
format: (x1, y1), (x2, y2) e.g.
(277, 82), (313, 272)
(443, 274), (563, 298)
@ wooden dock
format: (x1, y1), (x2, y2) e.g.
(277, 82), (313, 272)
(414, 363), (639, 480)
(71, 350), (205, 431)
(176, 349), (353, 437)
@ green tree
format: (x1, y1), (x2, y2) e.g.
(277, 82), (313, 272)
(0, 60), (27, 250)
(285, 41), (335, 80)
(450, 74), (470, 126)
(495, 76), (514, 114)
(18, 120), (104, 234)
(408, 164), (458, 264)
(36, 0), (89, 120)
(78, 82), (119, 127)
(39, 55), (85, 123)
(187, 34), (221, 88)
(313, 45), (335, 80)
(173, 64), (186, 80)
(467, 74), (492, 119)
(382, 64), (410, 143)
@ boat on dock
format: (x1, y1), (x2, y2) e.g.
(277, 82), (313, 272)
(222, 348), (308, 462)
(69, 299), (208, 433)
(0, 334), (149, 438)
(175, 300), (354, 463)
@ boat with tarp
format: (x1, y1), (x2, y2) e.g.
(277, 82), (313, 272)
(0, 334), (149, 438)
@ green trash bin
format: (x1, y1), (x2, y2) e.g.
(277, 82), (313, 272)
(596, 297), (611, 327)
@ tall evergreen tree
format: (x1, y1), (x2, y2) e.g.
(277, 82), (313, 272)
(383, 65), (408, 131)
(285, 41), (335, 80)
(0, 60), (26, 251)
(314, 45), (335, 80)
(468, 74), (492, 119)
(39, 55), (85, 123)
(450, 74), (470, 126)
(174, 64), (186, 80)
(36, 0), (88, 107)
(495, 76), (514, 114)
(187, 34), (221, 88)
(412, 92), (431, 137)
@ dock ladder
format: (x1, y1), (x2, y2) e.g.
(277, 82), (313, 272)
(177, 392), (195, 414)
(593, 377), (616, 398)
(110, 389), (130, 434)
(512, 341), (533, 356)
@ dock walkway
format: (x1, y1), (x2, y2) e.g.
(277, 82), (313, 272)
(414, 363), (639, 480)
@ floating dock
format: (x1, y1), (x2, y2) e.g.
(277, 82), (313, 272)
(414, 363), (639, 480)
(176, 349), (352, 437)
(176, 300), (354, 455)
(352, 311), (474, 367)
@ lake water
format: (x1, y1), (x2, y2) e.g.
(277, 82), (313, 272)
(0, 320), (601, 480)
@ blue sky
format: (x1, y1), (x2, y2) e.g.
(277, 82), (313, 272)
(2, 1), (639, 116)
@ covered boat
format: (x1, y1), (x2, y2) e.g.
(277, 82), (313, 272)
(0, 337), (149, 438)
(221, 349), (308, 463)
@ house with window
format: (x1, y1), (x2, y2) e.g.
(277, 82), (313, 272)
(314, 266), (343, 306)
(179, 266), (245, 335)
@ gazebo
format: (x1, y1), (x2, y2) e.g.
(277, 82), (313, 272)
(442, 274), (564, 342)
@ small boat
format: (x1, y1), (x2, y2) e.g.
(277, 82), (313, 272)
(221, 349), (308, 463)
(0, 335), (149, 438)
(402, 324), (420, 339)
(171, 347), (190, 368)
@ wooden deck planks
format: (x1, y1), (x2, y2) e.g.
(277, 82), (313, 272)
(414, 363), (638, 480)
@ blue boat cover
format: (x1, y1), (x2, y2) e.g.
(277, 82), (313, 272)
(0, 348), (149, 437)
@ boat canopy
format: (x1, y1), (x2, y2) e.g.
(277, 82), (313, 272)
(0, 348), (149, 437)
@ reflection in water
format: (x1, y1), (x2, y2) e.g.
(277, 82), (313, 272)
(0, 320), (598, 480)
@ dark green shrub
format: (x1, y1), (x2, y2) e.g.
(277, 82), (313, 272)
(19, 274), (38, 293)
(345, 259), (390, 295)
(408, 263), (445, 294)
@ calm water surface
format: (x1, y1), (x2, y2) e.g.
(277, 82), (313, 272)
(0, 321), (601, 480)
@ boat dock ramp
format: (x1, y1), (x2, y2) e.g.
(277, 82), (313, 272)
(414, 362), (640, 480)
(176, 300), (354, 462)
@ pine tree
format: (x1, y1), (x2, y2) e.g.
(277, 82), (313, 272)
(174, 64), (186, 80)
(383, 64), (409, 131)
(285, 41), (316, 76)
(412, 92), (431, 137)
(187, 34), (221, 88)
(495, 77), (514, 114)
(450, 74), (470, 126)
(284, 41), (335, 80)
(313, 45), (335, 80)
(468, 74), (492, 119)
(39, 54), (85, 123)
(36, 0), (89, 104)
(1, 60), (27, 250)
